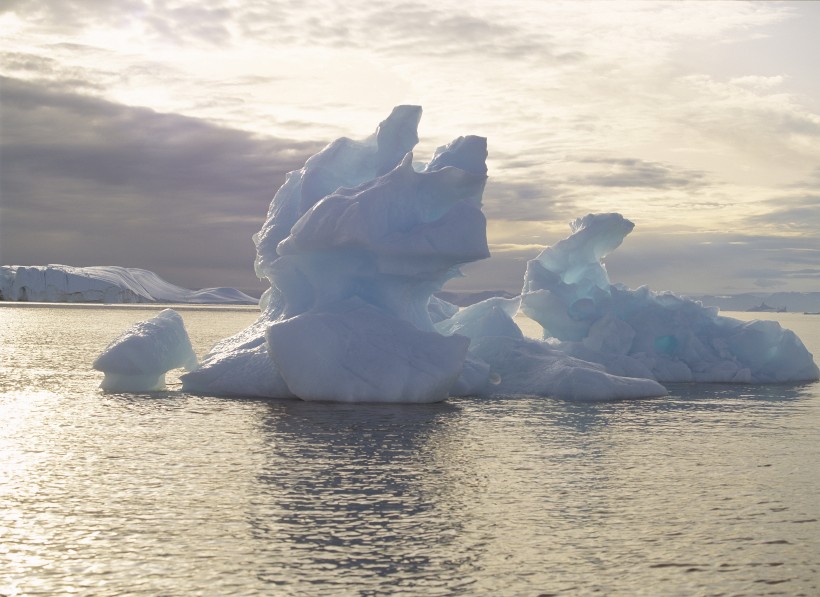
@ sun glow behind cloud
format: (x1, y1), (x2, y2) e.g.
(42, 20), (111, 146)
(1, 0), (818, 294)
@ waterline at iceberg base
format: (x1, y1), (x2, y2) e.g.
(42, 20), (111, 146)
(98, 106), (818, 401)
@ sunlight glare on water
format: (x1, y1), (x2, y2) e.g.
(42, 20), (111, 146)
(0, 304), (818, 595)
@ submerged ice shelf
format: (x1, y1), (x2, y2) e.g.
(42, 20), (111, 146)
(95, 106), (819, 401)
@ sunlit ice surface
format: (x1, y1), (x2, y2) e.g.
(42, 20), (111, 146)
(1, 304), (819, 595)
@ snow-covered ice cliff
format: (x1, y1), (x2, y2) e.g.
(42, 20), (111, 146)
(0, 265), (257, 304)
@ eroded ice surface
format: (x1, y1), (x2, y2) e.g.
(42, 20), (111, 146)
(520, 213), (820, 383)
(0, 265), (256, 304)
(93, 309), (198, 392)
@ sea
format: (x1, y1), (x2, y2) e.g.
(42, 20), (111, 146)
(1, 303), (818, 596)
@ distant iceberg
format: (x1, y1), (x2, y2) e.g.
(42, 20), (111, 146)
(695, 292), (820, 313)
(0, 264), (257, 304)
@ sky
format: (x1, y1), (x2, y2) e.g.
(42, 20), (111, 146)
(1, 0), (819, 297)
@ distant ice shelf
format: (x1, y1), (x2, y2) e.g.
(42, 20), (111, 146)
(0, 264), (257, 305)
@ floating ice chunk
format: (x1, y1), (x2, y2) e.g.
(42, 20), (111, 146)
(265, 301), (469, 403)
(522, 214), (820, 383)
(93, 309), (197, 392)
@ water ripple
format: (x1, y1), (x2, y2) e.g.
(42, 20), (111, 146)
(1, 306), (818, 595)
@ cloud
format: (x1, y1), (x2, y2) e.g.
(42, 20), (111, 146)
(733, 265), (820, 289)
(3, 0), (577, 62)
(0, 76), (324, 293)
(447, 247), (537, 294)
(673, 74), (820, 167)
(2, 0), (146, 35)
(2, 0), (235, 47)
(482, 178), (577, 222)
(605, 230), (820, 295)
(3, 0), (818, 297)
(351, 4), (585, 62)
(729, 75), (786, 91)
(752, 277), (782, 289)
(746, 196), (820, 232)
(569, 157), (708, 189)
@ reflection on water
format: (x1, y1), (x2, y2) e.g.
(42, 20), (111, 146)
(0, 305), (818, 595)
(249, 401), (480, 592)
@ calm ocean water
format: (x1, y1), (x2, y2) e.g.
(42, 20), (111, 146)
(1, 304), (818, 596)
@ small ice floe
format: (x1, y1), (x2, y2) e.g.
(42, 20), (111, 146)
(93, 309), (197, 392)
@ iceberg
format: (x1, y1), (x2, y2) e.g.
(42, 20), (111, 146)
(0, 264), (257, 304)
(520, 213), (820, 383)
(182, 108), (669, 402)
(183, 106), (491, 403)
(93, 309), (198, 392)
(97, 107), (816, 403)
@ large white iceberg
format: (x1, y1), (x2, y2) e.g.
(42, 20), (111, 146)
(181, 108), (675, 402)
(182, 106), (491, 403)
(97, 107), (817, 403)
(520, 213), (820, 383)
(0, 264), (257, 304)
(93, 309), (198, 392)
